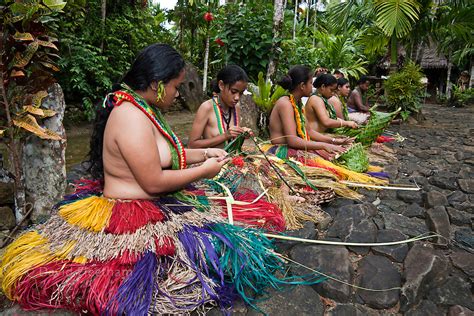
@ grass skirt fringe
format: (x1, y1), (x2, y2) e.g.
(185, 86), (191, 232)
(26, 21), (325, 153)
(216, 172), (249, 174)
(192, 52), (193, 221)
(0, 180), (323, 315)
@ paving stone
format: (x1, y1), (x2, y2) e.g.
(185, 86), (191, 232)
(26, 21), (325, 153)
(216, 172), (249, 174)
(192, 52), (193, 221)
(451, 250), (474, 277)
(400, 242), (450, 311)
(454, 228), (474, 250)
(424, 191), (449, 208)
(276, 221), (316, 253)
(449, 191), (469, 205)
(356, 255), (401, 309)
(397, 190), (423, 205)
(426, 206), (451, 246)
(346, 219), (377, 255)
(247, 285), (324, 316)
(405, 300), (444, 316)
(382, 213), (429, 237)
(428, 275), (474, 310)
(402, 203), (425, 218)
(448, 305), (474, 316)
(373, 229), (409, 263)
(290, 245), (353, 302)
(458, 179), (474, 194)
(446, 207), (473, 226)
(327, 204), (368, 239)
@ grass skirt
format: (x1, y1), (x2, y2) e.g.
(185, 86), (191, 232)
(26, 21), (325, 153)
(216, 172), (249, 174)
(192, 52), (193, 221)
(0, 179), (322, 314)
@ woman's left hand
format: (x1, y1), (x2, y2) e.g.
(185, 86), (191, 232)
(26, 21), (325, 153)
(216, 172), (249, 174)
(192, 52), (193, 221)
(333, 137), (354, 145)
(205, 148), (227, 159)
(242, 127), (254, 138)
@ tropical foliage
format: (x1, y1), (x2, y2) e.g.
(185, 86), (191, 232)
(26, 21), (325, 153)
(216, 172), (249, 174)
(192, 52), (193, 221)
(384, 62), (425, 119)
(1, 0), (66, 222)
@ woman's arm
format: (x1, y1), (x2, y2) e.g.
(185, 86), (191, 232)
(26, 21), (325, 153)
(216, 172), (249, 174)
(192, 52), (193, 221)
(277, 100), (343, 152)
(353, 90), (370, 112)
(307, 96), (357, 129)
(115, 105), (227, 194)
(188, 101), (230, 148)
(329, 96), (344, 119)
(185, 148), (227, 164)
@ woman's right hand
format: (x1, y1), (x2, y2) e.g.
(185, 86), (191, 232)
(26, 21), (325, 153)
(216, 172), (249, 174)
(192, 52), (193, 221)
(202, 157), (230, 178)
(344, 121), (358, 129)
(323, 143), (345, 154)
(225, 126), (245, 139)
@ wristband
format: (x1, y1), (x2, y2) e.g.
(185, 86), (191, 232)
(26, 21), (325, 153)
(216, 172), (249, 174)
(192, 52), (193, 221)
(332, 138), (336, 144)
(203, 149), (209, 159)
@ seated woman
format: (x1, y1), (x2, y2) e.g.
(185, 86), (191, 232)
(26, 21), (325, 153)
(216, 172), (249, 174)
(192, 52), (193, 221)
(305, 74), (358, 134)
(329, 77), (351, 120)
(0, 44), (309, 315)
(346, 76), (370, 124)
(269, 65), (345, 159)
(188, 65), (251, 149)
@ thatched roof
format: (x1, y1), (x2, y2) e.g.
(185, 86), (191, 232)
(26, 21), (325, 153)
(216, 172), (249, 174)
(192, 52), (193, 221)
(419, 45), (449, 69)
(378, 43), (450, 70)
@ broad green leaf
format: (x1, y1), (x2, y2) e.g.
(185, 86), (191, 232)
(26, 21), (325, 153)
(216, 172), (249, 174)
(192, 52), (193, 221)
(37, 40), (58, 50)
(13, 41), (39, 67)
(13, 32), (34, 41)
(32, 91), (49, 108)
(13, 114), (62, 140)
(23, 106), (57, 118)
(42, 0), (67, 11)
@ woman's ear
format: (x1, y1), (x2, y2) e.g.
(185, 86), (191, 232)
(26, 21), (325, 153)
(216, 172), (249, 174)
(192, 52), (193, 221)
(150, 81), (158, 91)
(218, 80), (225, 92)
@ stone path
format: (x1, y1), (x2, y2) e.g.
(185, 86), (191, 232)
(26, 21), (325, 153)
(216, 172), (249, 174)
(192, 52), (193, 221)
(1, 104), (473, 315)
(215, 104), (474, 315)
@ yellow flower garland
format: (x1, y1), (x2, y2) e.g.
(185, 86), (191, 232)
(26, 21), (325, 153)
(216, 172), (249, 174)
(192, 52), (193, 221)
(289, 94), (308, 140)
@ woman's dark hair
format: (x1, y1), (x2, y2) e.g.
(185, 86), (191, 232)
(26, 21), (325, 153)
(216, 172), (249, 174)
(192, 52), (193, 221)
(87, 43), (185, 179)
(357, 76), (370, 85)
(313, 73), (337, 89)
(211, 64), (249, 94)
(278, 65), (312, 91)
(337, 78), (349, 87)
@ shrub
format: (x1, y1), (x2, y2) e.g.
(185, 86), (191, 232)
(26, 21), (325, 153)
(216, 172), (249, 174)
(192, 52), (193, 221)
(384, 62), (425, 119)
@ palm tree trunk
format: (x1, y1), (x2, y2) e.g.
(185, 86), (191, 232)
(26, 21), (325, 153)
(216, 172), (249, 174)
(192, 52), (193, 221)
(446, 50), (452, 98)
(100, 0), (106, 52)
(389, 35), (398, 73)
(292, 0), (298, 39)
(312, 0), (317, 46)
(470, 58), (474, 88)
(305, 0), (310, 27)
(267, 0), (285, 82)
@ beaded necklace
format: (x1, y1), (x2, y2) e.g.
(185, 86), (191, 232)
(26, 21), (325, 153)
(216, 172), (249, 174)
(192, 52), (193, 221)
(212, 96), (238, 145)
(289, 94), (308, 140)
(106, 85), (187, 170)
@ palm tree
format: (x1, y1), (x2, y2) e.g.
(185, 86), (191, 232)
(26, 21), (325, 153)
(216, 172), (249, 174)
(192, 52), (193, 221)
(373, 0), (421, 72)
(266, 0), (285, 81)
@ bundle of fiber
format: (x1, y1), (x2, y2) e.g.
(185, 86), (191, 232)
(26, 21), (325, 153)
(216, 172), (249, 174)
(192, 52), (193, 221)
(0, 181), (324, 314)
(336, 143), (369, 173)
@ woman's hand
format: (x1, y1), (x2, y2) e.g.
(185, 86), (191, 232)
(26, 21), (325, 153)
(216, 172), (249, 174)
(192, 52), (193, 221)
(202, 157), (230, 178)
(322, 143), (345, 154)
(242, 127), (254, 138)
(225, 126), (245, 139)
(333, 137), (354, 145)
(344, 121), (358, 129)
(205, 148), (227, 159)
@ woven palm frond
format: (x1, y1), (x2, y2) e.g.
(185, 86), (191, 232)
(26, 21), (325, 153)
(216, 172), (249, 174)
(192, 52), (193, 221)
(333, 108), (400, 146)
(336, 143), (369, 173)
(355, 108), (400, 145)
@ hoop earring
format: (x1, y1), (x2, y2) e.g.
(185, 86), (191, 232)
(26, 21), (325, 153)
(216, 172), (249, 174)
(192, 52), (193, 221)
(156, 81), (166, 103)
